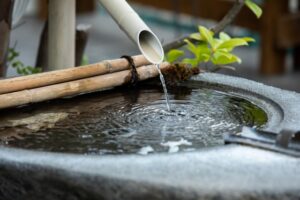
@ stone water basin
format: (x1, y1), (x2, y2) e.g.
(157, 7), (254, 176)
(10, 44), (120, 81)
(0, 73), (300, 200)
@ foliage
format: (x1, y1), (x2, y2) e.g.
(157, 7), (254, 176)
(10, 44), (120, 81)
(81, 54), (90, 65)
(245, 0), (262, 18)
(165, 0), (262, 71)
(166, 26), (254, 70)
(8, 48), (42, 75)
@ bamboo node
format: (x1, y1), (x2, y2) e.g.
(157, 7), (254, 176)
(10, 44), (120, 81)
(25, 90), (34, 103)
(104, 61), (113, 73)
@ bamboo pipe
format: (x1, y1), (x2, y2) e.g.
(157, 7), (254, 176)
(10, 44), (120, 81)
(0, 55), (149, 95)
(98, 0), (164, 64)
(0, 62), (171, 110)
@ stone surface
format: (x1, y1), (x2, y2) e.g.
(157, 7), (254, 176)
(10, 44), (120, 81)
(0, 73), (300, 199)
(0, 145), (300, 200)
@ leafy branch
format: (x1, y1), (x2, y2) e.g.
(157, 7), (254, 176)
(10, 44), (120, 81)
(163, 0), (262, 52)
(164, 0), (262, 71)
(165, 26), (254, 70)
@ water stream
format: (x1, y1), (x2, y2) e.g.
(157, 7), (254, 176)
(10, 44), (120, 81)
(156, 64), (171, 111)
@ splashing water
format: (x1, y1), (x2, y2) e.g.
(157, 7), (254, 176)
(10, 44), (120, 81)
(156, 64), (171, 111)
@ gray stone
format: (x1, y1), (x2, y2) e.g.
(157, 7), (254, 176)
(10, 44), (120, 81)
(0, 73), (300, 199)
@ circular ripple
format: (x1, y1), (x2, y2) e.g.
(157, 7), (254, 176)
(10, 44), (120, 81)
(3, 87), (267, 155)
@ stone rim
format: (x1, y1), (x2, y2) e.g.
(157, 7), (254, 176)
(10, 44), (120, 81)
(1, 73), (300, 199)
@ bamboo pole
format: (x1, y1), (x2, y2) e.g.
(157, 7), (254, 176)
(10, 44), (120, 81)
(0, 55), (149, 94)
(48, 0), (76, 70)
(0, 62), (171, 110)
(36, 22), (91, 71)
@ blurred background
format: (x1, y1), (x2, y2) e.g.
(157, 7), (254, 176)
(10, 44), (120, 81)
(5, 0), (300, 92)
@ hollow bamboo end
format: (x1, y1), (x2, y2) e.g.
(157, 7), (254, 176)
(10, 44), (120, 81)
(137, 30), (164, 64)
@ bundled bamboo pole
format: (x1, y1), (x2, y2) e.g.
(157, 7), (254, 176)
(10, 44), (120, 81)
(0, 62), (171, 110)
(0, 55), (149, 94)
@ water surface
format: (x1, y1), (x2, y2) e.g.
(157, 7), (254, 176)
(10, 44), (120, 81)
(0, 84), (267, 155)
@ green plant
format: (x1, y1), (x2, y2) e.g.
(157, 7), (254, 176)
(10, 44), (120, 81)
(165, 0), (262, 71)
(8, 48), (42, 75)
(81, 54), (90, 65)
(245, 0), (262, 18)
(166, 26), (255, 70)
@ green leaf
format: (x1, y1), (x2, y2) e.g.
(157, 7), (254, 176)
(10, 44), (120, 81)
(33, 67), (42, 74)
(184, 39), (198, 55)
(231, 55), (242, 64)
(213, 38), (223, 49)
(212, 52), (242, 65)
(17, 68), (22, 74)
(8, 48), (20, 62)
(17, 61), (24, 67)
(12, 62), (18, 68)
(27, 66), (34, 71)
(22, 68), (29, 75)
(214, 51), (233, 60)
(189, 33), (202, 41)
(219, 32), (231, 41)
(182, 58), (199, 67)
(242, 37), (256, 42)
(245, 0), (262, 18)
(198, 53), (211, 63)
(81, 55), (89, 65)
(199, 26), (214, 47)
(8, 47), (42, 75)
(197, 43), (211, 54)
(166, 49), (184, 63)
(193, 43), (211, 60)
(217, 39), (248, 50)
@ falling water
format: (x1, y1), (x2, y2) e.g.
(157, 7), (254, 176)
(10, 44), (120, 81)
(156, 64), (171, 111)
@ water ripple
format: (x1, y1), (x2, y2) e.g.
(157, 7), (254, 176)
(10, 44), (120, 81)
(2, 87), (267, 155)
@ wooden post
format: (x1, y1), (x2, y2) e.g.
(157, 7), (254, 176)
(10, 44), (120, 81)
(37, 22), (91, 71)
(48, 0), (76, 70)
(260, 0), (288, 75)
(0, 0), (14, 77)
(36, 21), (49, 71)
(38, 0), (95, 19)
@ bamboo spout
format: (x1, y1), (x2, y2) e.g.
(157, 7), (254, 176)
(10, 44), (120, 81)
(98, 0), (164, 64)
